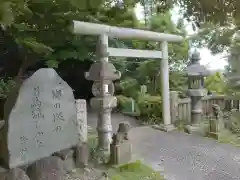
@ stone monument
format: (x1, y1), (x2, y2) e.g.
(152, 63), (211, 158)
(185, 50), (210, 134)
(0, 68), (79, 169)
(140, 85), (147, 96)
(85, 43), (121, 162)
(75, 99), (89, 167)
(207, 104), (225, 139)
(109, 123), (132, 165)
(75, 99), (87, 144)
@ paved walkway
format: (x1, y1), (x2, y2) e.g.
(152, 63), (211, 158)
(88, 112), (240, 180)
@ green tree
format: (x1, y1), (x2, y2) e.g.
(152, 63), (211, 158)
(205, 71), (226, 94)
(131, 12), (189, 95)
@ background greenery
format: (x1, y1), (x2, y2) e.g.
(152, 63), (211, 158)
(0, 0), (237, 123)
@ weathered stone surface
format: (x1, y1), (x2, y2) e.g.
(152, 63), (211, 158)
(85, 61), (121, 82)
(0, 168), (30, 180)
(110, 141), (132, 165)
(207, 104), (225, 139)
(109, 123), (132, 165)
(1, 68), (79, 168)
(27, 156), (66, 180)
(52, 148), (74, 161)
(75, 143), (89, 167)
(75, 99), (87, 144)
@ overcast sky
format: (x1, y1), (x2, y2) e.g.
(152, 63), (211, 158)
(134, 4), (228, 70)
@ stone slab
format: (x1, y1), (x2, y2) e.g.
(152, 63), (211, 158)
(110, 142), (132, 165)
(184, 125), (203, 136)
(206, 132), (219, 140)
(1, 68), (79, 168)
(152, 124), (176, 132)
(0, 168), (30, 180)
(75, 99), (87, 143)
(75, 143), (89, 168)
(26, 156), (66, 180)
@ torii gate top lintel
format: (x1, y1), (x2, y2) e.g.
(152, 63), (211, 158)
(71, 20), (183, 43)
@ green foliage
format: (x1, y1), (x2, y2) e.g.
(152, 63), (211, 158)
(116, 95), (140, 116)
(137, 95), (162, 123)
(225, 31), (240, 95)
(0, 78), (16, 99)
(116, 95), (132, 109)
(228, 111), (240, 134)
(109, 160), (165, 180)
(218, 129), (240, 147)
(178, 0), (238, 26)
(119, 78), (139, 98)
(135, 60), (160, 94)
(205, 72), (226, 94)
(0, 0), (139, 68)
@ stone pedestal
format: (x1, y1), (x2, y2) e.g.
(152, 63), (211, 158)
(152, 124), (176, 132)
(185, 89), (207, 134)
(110, 142), (132, 165)
(207, 119), (220, 139)
(207, 104), (225, 140)
(170, 91), (179, 124)
(184, 124), (202, 135)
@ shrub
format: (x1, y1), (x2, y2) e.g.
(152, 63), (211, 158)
(0, 78), (16, 99)
(116, 95), (140, 116)
(227, 111), (240, 134)
(137, 95), (162, 123)
(119, 78), (139, 98)
(116, 95), (131, 110)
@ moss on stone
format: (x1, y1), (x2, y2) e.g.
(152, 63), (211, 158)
(108, 160), (165, 180)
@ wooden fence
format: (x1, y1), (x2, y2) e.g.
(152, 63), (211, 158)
(176, 94), (240, 123)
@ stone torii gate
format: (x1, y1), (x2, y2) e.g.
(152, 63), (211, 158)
(71, 20), (183, 160)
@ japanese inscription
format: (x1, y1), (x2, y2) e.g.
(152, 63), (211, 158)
(20, 136), (28, 161)
(2, 68), (79, 168)
(52, 88), (63, 100)
(52, 88), (65, 132)
(31, 86), (45, 120)
(31, 86), (45, 148)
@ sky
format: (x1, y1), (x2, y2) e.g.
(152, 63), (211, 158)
(134, 4), (228, 71)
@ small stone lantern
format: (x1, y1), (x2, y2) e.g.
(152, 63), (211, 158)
(185, 50), (210, 134)
(85, 60), (121, 162)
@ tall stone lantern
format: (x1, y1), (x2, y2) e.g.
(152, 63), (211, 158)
(185, 50), (210, 133)
(85, 41), (121, 162)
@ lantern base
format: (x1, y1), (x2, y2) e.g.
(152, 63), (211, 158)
(206, 132), (219, 140)
(152, 124), (176, 132)
(184, 124), (202, 135)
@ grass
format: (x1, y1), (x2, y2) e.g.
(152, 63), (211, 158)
(108, 160), (165, 180)
(198, 120), (240, 147)
(217, 129), (240, 147)
(87, 134), (165, 180)
(174, 119), (240, 147)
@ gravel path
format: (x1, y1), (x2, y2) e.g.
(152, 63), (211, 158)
(87, 112), (240, 180)
(130, 126), (240, 180)
(87, 112), (141, 133)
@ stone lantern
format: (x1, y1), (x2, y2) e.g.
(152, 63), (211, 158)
(185, 50), (210, 134)
(85, 46), (121, 162)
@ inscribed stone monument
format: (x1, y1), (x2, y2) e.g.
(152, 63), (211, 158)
(0, 68), (79, 168)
